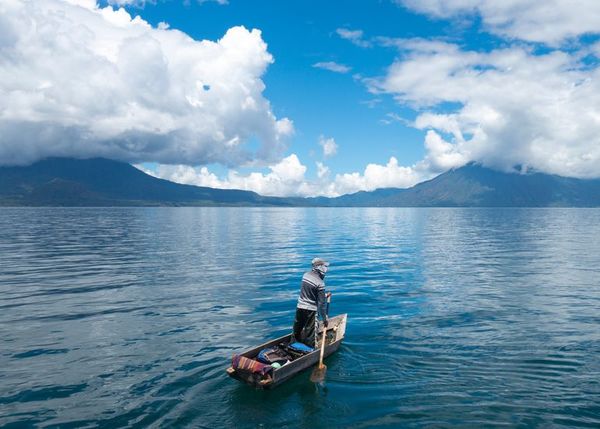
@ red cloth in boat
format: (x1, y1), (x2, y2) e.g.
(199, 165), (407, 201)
(232, 354), (272, 375)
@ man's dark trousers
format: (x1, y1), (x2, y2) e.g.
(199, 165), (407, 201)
(293, 308), (316, 348)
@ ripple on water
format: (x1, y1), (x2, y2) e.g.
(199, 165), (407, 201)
(1, 208), (600, 428)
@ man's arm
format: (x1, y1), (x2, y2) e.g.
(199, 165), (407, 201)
(316, 285), (328, 325)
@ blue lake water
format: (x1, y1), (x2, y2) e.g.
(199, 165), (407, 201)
(1, 207), (600, 428)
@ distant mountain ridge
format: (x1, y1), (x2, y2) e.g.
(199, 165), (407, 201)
(0, 158), (289, 206)
(323, 163), (600, 207)
(1, 157), (599, 207)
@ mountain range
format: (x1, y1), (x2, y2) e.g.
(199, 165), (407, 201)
(0, 158), (287, 206)
(1, 157), (599, 207)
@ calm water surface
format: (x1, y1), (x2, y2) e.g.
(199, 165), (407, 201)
(1, 208), (599, 428)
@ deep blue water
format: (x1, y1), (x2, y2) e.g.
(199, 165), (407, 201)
(1, 208), (600, 428)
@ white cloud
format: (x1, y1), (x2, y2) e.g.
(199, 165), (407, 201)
(397, 0), (600, 45)
(336, 28), (371, 48)
(422, 130), (468, 172)
(106, 0), (143, 6)
(142, 154), (312, 197)
(0, 0), (292, 167)
(313, 61), (351, 74)
(332, 157), (426, 195)
(198, 0), (229, 4)
(318, 135), (338, 158)
(316, 161), (329, 179)
(108, 0), (228, 6)
(380, 112), (411, 126)
(360, 98), (382, 109)
(371, 41), (600, 178)
(142, 153), (431, 197)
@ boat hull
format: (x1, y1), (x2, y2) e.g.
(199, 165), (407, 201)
(227, 313), (347, 389)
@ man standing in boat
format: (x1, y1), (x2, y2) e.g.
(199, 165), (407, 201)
(292, 257), (330, 348)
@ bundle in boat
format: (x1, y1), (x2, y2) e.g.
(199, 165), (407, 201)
(226, 313), (347, 389)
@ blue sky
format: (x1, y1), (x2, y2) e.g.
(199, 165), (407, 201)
(3, 0), (600, 196)
(124, 0), (440, 171)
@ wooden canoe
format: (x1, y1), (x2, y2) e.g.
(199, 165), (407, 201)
(226, 313), (347, 389)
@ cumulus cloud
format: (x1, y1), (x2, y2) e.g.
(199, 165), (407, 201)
(0, 0), (292, 166)
(312, 61), (351, 74)
(397, 0), (600, 45)
(142, 154), (313, 197)
(142, 153), (431, 197)
(318, 135), (338, 158)
(371, 40), (600, 178)
(336, 28), (371, 48)
(331, 157), (425, 195)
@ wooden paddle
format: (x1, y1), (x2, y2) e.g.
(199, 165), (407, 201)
(310, 292), (331, 383)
